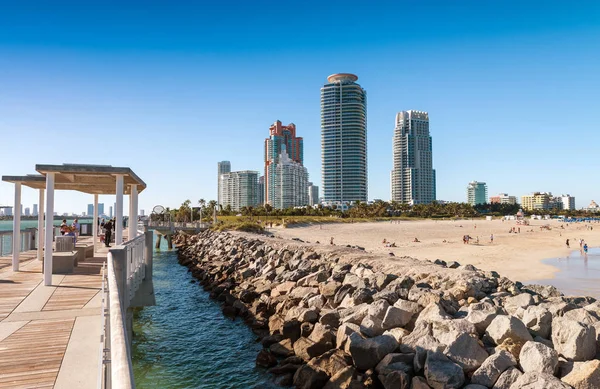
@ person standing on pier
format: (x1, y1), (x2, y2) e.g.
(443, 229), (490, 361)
(104, 219), (113, 247)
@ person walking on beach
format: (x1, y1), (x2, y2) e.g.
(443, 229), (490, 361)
(104, 219), (113, 247)
(566, 238), (570, 248)
(490, 234), (494, 243)
(330, 237), (334, 245)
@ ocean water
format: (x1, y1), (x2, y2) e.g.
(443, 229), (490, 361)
(528, 247), (600, 298)
(132, 236), (280, 389)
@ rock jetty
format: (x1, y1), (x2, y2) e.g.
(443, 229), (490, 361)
(175, 230), (600, 389)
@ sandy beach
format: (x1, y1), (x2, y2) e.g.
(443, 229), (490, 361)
(273, 219), (598, 283)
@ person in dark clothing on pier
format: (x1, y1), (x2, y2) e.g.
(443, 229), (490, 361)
(104, 219), (113, 247)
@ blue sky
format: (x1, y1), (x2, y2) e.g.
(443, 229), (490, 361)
(1, 0), (599, 214)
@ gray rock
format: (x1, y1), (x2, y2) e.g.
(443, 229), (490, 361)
(412, 376), (432, 389)
(464, 385), (488, 389)
(336, 323), (360, 350)
(561, 359), (600, 389)
(415, 303), (451, 326)
(504, 293), (534, 315)
(522, 305), (553, 339)
(293, 363), (329, 389)
(486, 315), (533, 346)
(424, 351), (465, 389)
(320, 310), (340, 328)
(509, 371), (571, 388)
(367, 299), (390, 320)
(348, 332), (398, 370)
(375, 353), (415, 375)
(563, 308), (599, 326)
(378, 370), (410, 389)
(471, 350), (517, 387)
(551, 317), (596, 361)
(519, 340), (558, 374)
(444, 332), (488, 373)
(382, 306), (413, 330)
(360, 315), (385, 338)
(492, 367), (523, 389)
(323, 366), (356, 389)
(383, 327), (410, 343)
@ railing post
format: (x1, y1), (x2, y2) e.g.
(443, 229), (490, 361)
(144, 230), (153, 283)
(109, 247), (128, 313)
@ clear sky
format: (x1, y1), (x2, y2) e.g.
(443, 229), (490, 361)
(1, 0), (599, 215)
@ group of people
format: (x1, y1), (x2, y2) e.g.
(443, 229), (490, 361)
(59, 218), (80, 243)
(565, 238), (589, 253)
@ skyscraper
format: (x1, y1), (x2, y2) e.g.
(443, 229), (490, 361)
(467, 181), (488, 205)
(265, 121), (303, 205)
(220, 170), (260, 211)
(98, 203), (105, 216)
(87, 204), (94, 217)
(217, 161), (231, 207)
(321, 73), (367, 203)
(24, 207), (31, 216)
(390, 110), (436, 204)
(33, 204), (38, 216)
(109, 206), (113, 218)
(272, 147), (309, 209)
(308, 182), (319, 206)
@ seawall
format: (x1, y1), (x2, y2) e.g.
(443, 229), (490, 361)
(175, 230), (600, 389)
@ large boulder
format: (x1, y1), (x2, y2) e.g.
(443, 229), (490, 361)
(471, 350), (517, 387)
(561, 359), (600, 389)
(492, 367), (523, 389)
(293, 363), (329, 389)
(444, 332), (488, 373)
(509, 371), (572, 388)
(307, 349), (353, 377)
(367, 299), (390, 320)
(382, 306), (414, 330)
(294, 323), (336, 361)
(336, 323), (361, 350)
(551, 317), (596, 361)
(360, 315), (385, 338)
(323, 366), (357, 389)
(519, 341), (558, 374)
(424, 351), (465, 389)
(348, 332), (398, 370)
(486, 315), (533, 346)
(504, 293), (534, 315)
(563, 308), (599, 326)
(412, 376), (433, 389)
(379, 370), (411, 389)
(522, 305), (553, 339)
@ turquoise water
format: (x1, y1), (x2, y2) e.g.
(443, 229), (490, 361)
(132, 235), (280, 389)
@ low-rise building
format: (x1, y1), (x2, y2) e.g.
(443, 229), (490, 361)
(521, 192), (552, 211)
(585, 200), (599, 213)
(490, 193), (517, 205)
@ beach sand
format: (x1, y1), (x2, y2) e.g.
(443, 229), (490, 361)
(272, 219), (598, 283)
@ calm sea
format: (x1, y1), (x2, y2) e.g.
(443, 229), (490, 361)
(132, 235), (280, 389)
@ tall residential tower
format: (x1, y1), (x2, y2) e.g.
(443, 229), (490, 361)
(217, 161), (231, 206)
(321, 73), (367, 203)
(264, 121), (303, 206)
(467, 181), (488, 205)
(390, 111), (436, 204)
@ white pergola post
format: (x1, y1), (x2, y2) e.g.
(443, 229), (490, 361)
(128, 185), (138, 239)
(37, 189), (44, 261)
(44, 173), (55, 286)
(93, 194), (99, 254)
(12, 182), (22, 271)
(115, 174), (124, 245)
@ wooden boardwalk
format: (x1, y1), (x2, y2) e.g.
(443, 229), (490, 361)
(0, 239), (106, 389)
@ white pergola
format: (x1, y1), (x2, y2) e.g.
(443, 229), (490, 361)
(2, 164), (146, 286)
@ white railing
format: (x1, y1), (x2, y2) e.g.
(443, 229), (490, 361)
(0, 228), (37, 257)
(100, 229), (150, 389)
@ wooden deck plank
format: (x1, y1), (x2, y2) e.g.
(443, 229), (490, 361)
(0, 243), (105, 389)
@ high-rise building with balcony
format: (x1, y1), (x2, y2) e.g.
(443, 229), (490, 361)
(270, 147), (308, 209)
(217, 161), (231, 207)
(220, 170), (260, 211)
(265, 121), (303, 205)
(321, 73), (367, 203)
(467, 181), (488, 205)
(390, 111), (436, 204)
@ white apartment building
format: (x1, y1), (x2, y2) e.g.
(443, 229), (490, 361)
(308, 182), (319, 206)
(272, 149), (308, 209)
(560, 194), (575, 211)
(390, 110), (436, 204)
(220, 170), (260, 211)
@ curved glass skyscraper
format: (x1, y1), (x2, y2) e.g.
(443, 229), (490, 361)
(321, 73), (367, 203)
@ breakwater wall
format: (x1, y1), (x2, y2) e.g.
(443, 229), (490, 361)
(175, 230), (600, 389)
